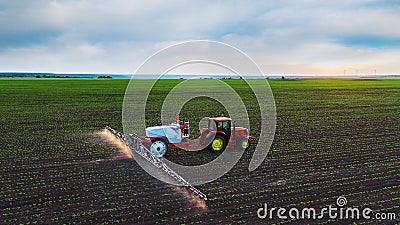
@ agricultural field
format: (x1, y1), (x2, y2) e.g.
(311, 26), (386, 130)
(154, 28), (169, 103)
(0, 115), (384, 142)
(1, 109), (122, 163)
(0, 78), (399, 224)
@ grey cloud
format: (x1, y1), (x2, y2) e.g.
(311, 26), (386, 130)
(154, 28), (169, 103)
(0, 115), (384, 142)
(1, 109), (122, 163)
(0, 0), (399, 74)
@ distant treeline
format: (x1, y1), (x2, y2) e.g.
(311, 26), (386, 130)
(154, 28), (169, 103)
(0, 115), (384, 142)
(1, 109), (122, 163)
(35, 74), (86, 78)
(1, 72), (399, 79)
(0, 73), (112, 79)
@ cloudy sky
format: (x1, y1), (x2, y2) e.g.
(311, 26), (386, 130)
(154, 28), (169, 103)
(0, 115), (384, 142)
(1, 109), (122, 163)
(0, 0), (399, 75)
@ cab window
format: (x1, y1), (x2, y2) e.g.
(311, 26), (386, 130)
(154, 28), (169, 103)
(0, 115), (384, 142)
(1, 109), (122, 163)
(217, 122), (223, 130)
(208, 120), (217, 130)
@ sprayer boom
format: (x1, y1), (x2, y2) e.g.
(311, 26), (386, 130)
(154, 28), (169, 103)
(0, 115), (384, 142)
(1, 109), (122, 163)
(105, 126), (207, 200)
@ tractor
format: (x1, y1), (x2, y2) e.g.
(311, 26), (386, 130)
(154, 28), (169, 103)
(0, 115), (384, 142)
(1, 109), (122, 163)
(141, 116), (252, 157)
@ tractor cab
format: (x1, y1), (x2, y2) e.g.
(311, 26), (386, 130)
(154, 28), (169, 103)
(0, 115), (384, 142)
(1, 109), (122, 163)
(207, 117), (232, 138)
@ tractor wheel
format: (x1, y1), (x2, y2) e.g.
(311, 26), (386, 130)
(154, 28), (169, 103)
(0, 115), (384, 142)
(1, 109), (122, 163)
(209, 135), (227, 153)
(237, 137), (250, 151)
(150, 139), (168, 158)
